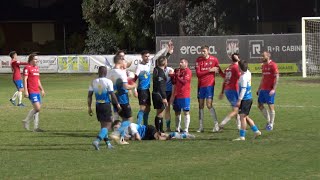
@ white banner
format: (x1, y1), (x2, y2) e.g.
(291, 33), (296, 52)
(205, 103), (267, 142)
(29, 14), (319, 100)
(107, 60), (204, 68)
(0, 54), (156, 73)
(0, 55), (58, 73)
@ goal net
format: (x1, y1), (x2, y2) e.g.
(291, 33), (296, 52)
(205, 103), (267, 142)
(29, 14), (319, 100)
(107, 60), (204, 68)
(302, 17), (320, 77)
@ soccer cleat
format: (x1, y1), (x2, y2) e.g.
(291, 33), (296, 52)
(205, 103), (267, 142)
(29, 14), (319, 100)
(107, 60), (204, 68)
(92, 141), (100, 150)
(22, 120), (30, 131)
(233, 137), (245, 141)
(212, 124), (220, 132)
(33, 128), (45, 132)
(196, 128), (204, 133)
(253, 131), (262, 139)
(107, 143), (114, 149)
(17, 103), (25, 107)
(119, 140), (129, 145)
(265, 124), (273, 131)
(9, 99), (16, 106)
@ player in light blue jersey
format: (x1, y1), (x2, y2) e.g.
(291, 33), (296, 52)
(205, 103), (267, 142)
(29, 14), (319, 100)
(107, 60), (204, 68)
(88, 66), (122, 150)
(112, 120), (195, 141)
(233, 60), (261, 141)
(135, 41), (174, 126)
(107, 55), (137, 144)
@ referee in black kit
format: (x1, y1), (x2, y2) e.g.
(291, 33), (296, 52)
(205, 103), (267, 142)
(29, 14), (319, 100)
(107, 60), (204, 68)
(152, 56), (169, 133)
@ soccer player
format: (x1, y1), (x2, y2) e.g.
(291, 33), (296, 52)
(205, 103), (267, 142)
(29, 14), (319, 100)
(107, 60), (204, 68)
(233, 60), (261, 141)
(170, 58), (192, 133)
(164, 65), (174, 132)
(107, 55), (136, 141)
(112, 120), (195, 141)
(22, 54), (45, 132)
(152, 56), (169, 133)
(88, 66), (121, 150)
(9, 51), (28, 106)
(135, 42), (173, 126)
(218, 53), (241, 130)
(257, 51), (279, 131)
(195, 45), (222, 132)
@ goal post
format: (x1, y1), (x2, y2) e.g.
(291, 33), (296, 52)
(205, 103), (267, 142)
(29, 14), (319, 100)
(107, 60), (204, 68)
(301, 17), (320, 77)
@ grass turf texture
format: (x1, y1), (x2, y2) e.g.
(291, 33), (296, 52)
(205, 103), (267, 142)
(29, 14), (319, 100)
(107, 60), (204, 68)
(0, 74), (319, 179)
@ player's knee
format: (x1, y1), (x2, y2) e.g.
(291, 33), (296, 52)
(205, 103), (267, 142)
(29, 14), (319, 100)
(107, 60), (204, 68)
(257, 103), (264, 110)
(206, 104), (212, 109)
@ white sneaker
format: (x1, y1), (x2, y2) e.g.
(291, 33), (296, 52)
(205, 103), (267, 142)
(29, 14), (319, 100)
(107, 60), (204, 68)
(212, 124), (220, 132)
(233, 137), (245, 141)
(22, 120), (30, 131)
(253, 131), (262, 139)
(196, 128), (204, 133)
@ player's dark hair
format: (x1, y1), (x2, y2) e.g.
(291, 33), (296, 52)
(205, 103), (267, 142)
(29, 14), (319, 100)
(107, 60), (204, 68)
(201, 45), (209, 50)
(9, 51), (17, 59)
(98, 66), (107, 77)
(141, 50), (150, 56)
(157, 56), (167, 67)
(231, 53), (240, 62)
(28, 53), (37, 63)
(116, 50), (125, 56)
(113, 55), (123, 64)
(112, 120), (121, 129)
(239, 60), (248, 72)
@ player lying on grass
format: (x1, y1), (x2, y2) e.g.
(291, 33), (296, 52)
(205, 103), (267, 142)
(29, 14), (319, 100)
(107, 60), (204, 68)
(111, 120), (195, 142)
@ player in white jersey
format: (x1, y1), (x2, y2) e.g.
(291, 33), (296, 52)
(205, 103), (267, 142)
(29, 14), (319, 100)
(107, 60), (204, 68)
(233, 60), (261, 141)
(135, 41), (174, 126)
(112, 120), (195, 141)
(88, 66), (121, 150)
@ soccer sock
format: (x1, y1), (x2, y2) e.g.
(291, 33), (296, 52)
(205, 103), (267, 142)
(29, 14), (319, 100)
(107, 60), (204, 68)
(34, 112), (39, 129)
(155, 117), (164, 132)
(96, 128), (108, 142)
(175, 114), (181, 130)
(209, 108), (218, 125)
(199, 109), (204, 129)
(143, 112), (149, 125)
(11, 91), (18, 101)
(220, 116), (231, 127)
(269, 110), (276, 126)
(239, 129), (246, 138)
(18, 91), (23, 104)
(236, 115), (241, 130)
(104, 137), (111, 145)
(119, 120), (130, 137)
(24, 109), (36, 123)
(261, 108), (270, 124)
(136, 110), (144, 125)
(166, 119), (171, 129)
(250, 125), (259, 132)
(184, 114), (190, 132)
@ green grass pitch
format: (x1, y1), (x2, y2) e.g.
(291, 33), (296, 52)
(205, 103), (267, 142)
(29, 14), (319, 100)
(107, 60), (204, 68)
(0, 74), (319, 179)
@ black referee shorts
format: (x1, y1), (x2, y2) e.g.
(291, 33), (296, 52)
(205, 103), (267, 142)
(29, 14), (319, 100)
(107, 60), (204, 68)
(116, 103), (132, 119)
(152, 92), (165, 110)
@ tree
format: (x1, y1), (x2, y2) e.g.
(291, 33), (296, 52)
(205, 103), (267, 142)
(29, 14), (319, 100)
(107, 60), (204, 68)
(82, 0), (154, 53)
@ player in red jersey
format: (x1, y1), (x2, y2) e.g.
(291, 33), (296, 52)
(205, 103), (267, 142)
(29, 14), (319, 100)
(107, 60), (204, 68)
(218, 53), (241, 131)
(9, 51), (28, 106)
(170, 58), (192, 133)
(195, 45), (222, 133)
(257, 51), (279, 131)
(22, 54), (46, 132)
